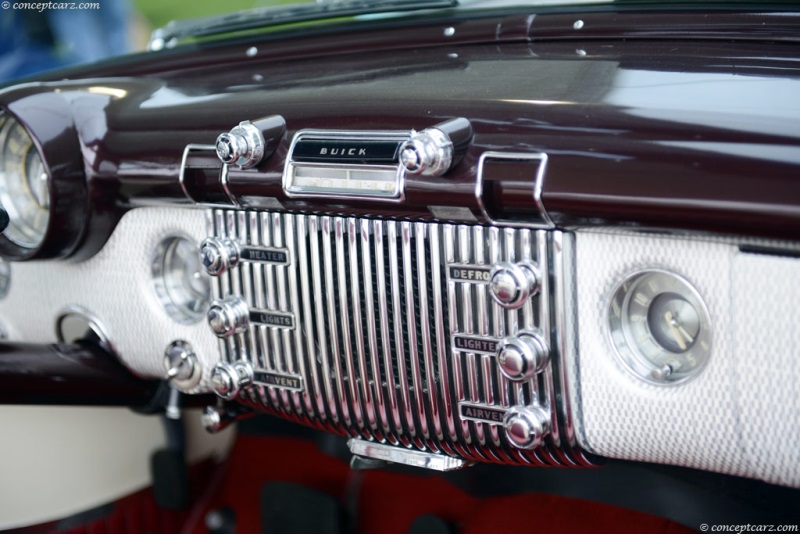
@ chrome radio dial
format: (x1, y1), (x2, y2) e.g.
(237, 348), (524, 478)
(216, 120), (265, 169)
(608, 270), (712, 385)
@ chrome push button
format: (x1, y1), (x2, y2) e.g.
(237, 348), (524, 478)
(503, 406), (550, 450)
(200, 237), (240, 276)
(489, 261), (540, 309)
(207, 296), (249, 338)
(211, 360), (254, 400)
(496, 332), (549, 381)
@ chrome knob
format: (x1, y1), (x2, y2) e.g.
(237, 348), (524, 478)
(210, 360), (253, 400)
(207, 296), (249, 338)
(489, 261), (540, 309)
(200, 237), (240, 276)
(163, 340), (199, 385)
(400, 128), (453, 176)
(503, 406), (550, 450)
(496, 332), (549, 381)
(399, 117), (472, 177)
(215, 120), (266, 169)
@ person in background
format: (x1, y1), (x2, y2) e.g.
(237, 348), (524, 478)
(47, 1), (132, 64)
(0, 2), (131, 83)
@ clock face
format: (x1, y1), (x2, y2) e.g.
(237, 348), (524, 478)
(608, 270), (712, 385)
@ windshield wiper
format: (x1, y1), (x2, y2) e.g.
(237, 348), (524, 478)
(149, 0), (458, 51)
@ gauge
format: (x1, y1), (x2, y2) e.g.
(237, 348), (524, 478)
(0, 112), (50, 248)
(608, 270), (712, 385)
(152, 236), (212, 324)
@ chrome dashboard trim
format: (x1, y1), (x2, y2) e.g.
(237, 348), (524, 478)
(178, 144), (227, 208)
(475, 151), (554, 229)
(208, 209), (593, 467)
(348, 439), (472, 472)
(219, 164), (240, 207)
(282, 129), (411, 203)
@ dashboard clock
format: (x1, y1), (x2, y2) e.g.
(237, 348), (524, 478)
(608, 270), (712, 385)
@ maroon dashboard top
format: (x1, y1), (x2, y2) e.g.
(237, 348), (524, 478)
(1, 9), (799, 258)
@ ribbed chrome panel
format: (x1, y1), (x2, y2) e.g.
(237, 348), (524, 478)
(208, 209), (592, 466)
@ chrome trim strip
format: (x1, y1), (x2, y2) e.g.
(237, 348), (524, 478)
(336, 217), (364, 431)
(375, 220), (405, 443)
(459, 225), (486, 448)
(273, 213), (302, 412)
(553, 231), (594, 466)
(220, 164), (239, 207)
(403, 222), (430, 441)
(284, 214), (315, 415)
(322, 217), (352, 427)
(179, 144), (214, 205)
(389, 221), (418, 443)
(359, 218), (390, 439)
(444, 224), (472, 446)
(309, 216), (339, 424)
(430, 224), (458, 447)
(248, 211), (270, 407)
(300, 215), (329, 421)
(475, 151), (553, 229)
(262, 212), (289, 409)
(348, 439), (471, 472)
(416, 222), (443, 444)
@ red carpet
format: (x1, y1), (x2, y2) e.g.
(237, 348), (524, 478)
(196, 435), (695, 534)
(13, 435), (694, 533)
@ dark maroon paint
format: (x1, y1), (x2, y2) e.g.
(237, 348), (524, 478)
(0, 341), (160, 405)
(0, 9), (798, 261)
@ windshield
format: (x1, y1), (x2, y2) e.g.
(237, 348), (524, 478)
(0, 0), (795, 82)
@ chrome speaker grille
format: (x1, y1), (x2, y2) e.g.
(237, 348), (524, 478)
(207, 209), (592, 467)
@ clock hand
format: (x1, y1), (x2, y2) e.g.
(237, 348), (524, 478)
(665, 311), (687, 351)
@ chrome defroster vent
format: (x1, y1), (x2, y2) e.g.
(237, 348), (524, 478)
(203, 209), (593, 467)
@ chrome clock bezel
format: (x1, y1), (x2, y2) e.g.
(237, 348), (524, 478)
(606, 269), (712, 386)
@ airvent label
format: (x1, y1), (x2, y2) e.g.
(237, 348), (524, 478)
(253, 370), (304, 392)
(459, 403), (506, 425)
(447, 264), (491, 284)
(249, 310), (295, 329)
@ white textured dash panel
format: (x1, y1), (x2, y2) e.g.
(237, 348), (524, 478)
(575, 232), (750, 478)
(575, 231), (800, 486)
(732, 253), (800, 487)
(0, 207), (219, 393)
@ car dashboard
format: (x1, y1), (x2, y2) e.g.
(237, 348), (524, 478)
(0, 5), (799, 531)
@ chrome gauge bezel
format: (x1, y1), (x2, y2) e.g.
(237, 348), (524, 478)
(0, 98), (88, 260)
(0, 111), (51, 249)
(607, 269), (712, 386)
(151, 235), (212, 324)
